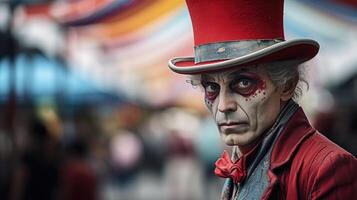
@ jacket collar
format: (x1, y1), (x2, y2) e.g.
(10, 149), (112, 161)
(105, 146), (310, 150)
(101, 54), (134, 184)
(270, 107), (315, 170)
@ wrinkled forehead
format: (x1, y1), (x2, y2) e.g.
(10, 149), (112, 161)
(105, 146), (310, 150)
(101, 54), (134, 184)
(201, 65), (261, 81)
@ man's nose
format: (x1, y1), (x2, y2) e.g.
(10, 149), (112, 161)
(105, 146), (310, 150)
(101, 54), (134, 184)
(218, 91), (238, 113)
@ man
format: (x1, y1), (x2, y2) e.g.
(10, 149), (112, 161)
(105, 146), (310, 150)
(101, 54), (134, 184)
(168, 0), (357, 199)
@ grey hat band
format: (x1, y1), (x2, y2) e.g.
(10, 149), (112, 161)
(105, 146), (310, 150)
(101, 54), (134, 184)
(194, 39), (284, 63)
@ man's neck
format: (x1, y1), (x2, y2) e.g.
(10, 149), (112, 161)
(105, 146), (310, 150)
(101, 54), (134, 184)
(239, 99), (290, 154)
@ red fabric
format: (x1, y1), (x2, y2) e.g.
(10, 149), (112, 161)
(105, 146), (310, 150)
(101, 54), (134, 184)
(24, 4), (51, 17)
(170, 0), (319, 75)
(334, 0), (357, 8)
(62, 160), (98, 200)
(261, 108), (357, 199)
(215, 150), (246, 183)
(185, 0), (285, 46)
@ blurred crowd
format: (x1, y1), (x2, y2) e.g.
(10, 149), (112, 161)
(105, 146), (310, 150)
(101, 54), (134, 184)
(0, 76), (356, 200)
(0, 101), (225, 200)
(313, 71), (357, 156)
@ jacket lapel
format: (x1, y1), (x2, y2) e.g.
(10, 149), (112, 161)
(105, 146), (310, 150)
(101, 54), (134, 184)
(270, 108), (315, 170)
(262, 108), (315, 200)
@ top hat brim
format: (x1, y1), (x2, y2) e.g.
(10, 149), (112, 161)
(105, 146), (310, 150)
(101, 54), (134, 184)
(168, 39), (319, 75)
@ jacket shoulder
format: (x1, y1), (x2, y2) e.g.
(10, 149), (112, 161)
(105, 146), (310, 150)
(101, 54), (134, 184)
(292, 131), (357, 199)
(297, 130), (353, 163)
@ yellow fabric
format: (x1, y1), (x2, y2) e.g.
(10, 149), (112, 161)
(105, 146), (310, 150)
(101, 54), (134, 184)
(87, 0), (184, 38)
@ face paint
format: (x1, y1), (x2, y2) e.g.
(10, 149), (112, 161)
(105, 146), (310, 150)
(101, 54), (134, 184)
(200, 66), (283, 153)
(202, 81), (220, 101)
(229, 73), (266, 98)
(205, 97), (213, 108)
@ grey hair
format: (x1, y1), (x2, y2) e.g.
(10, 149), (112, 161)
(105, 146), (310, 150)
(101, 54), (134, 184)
(264, 61), (309, 101)
(186, 74), (202, 88)
(186, 61), (309, 101)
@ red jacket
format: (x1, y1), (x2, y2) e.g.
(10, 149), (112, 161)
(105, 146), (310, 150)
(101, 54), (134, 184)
(262, 108), (357, 199)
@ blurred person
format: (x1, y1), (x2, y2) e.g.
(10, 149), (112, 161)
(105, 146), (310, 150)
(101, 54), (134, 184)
(10, 115), (60, 200)
(140, 112), (167, 174)
(195, 116), (225, 200)
(110, 130), (142, 181)
(168, 0), (357, 199)
(60, 139), (98, 200)
(315, 102), (357, 156)
(107, 130), (143, 199)
(0, 127), (13, 199)
(165, 129), (201, 200)
(314, 71), (357, 156)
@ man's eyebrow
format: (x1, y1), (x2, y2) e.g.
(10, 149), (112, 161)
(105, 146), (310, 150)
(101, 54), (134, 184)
(201, 74), (215, 81)
(202, 67), (256, 81)
(227, 68), (251, 78)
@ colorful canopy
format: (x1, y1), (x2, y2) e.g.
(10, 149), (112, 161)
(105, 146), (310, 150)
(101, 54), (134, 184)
(14, 0), (357, 107)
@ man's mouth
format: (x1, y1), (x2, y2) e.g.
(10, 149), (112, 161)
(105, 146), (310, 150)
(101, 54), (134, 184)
(218, 122), (249, 133)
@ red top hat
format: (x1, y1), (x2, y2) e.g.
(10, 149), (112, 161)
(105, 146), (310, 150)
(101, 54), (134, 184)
(168, 0), (319, 74)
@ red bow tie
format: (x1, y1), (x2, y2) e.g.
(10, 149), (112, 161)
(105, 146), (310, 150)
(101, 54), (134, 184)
(214, 150), (247, 184)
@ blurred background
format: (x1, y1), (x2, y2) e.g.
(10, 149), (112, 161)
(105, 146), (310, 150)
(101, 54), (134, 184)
(0, 0), (356, 199)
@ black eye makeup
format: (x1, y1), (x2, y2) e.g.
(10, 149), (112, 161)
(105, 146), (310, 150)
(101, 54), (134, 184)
(200, 71), (266, 101)
(202, 81), (220, 101)
(229, 73), (264, 97)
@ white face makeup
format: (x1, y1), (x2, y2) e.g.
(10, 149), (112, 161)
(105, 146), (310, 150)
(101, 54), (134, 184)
(201, 66), (284, 152)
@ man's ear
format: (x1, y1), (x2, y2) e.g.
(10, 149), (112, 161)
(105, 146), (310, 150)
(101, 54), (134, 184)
(280, 78), (298, 101)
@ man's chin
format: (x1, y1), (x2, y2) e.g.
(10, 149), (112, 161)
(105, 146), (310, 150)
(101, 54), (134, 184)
(221, 133), (246, 146)
(221, 130), (259, 146)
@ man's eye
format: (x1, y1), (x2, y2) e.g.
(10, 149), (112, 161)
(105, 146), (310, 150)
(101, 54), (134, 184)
(202, 82), (220, 100)
(238, 79), (252, 89)
(231, 78), (257, 96)
(206, 84), (218, 92)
